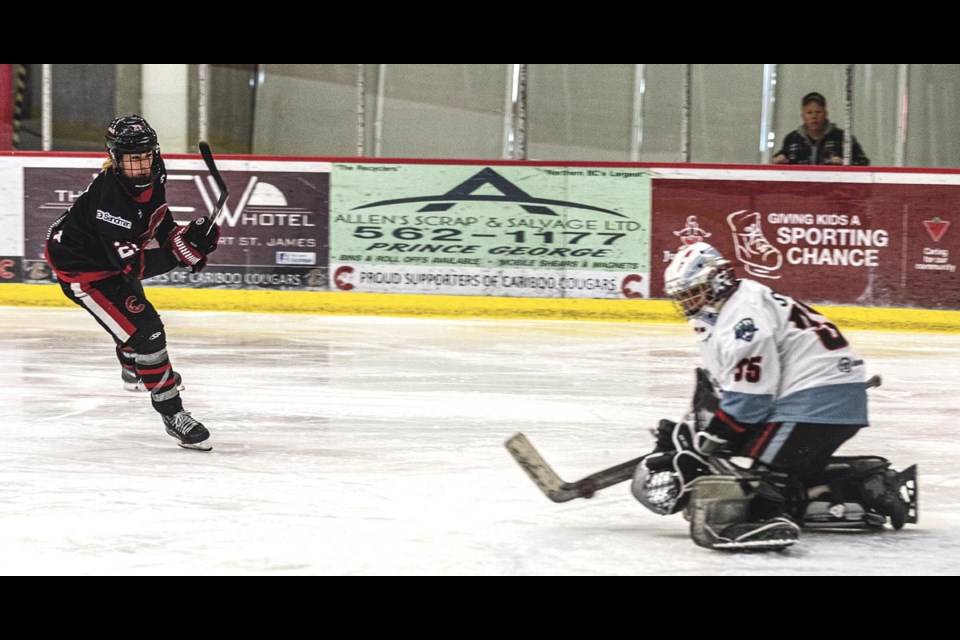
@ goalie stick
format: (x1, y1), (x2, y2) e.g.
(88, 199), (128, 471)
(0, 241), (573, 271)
(505, 433), (648, 502)
(506, 374), (883, 503)
(198, 141), (229, 235)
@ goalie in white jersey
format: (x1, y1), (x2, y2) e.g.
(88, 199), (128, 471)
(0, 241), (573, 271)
(632, 242), (917, 551)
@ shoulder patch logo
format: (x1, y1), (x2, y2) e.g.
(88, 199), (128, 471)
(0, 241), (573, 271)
(734, 317), (758, 342)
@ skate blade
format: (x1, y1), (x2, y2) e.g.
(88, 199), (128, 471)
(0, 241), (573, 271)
(713, 538), (797, 552)
(177, 440), (212, 452)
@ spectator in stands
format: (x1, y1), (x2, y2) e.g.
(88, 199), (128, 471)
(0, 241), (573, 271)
(773, 92), (869, 166)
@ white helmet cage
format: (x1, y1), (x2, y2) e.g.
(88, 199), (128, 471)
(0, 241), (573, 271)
(664, 242), (735, 318)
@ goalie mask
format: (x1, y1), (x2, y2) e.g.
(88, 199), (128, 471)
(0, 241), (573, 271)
(105, 115), (163, 195)
(664, 242), (736, 328)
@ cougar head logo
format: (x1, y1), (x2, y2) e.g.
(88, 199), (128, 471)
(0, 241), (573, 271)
(125, 296), (146, 314)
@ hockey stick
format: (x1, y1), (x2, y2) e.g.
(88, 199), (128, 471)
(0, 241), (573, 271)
(506, 375), (883, 504)
(198, 141), (229, 235)
(505, 433), (647, 503)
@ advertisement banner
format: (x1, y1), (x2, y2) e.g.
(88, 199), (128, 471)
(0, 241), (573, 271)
(329, 163), (651, 298)
(22, 161), (330, 289)
(651, 179), (960, 309)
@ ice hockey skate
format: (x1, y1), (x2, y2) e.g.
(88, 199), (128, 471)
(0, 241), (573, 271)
(861, 464), (918, 529)
(803, 460), (918, 530)
(162, 410), (212, 451)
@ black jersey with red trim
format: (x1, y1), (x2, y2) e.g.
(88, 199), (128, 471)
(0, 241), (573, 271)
(45, 166), (180, 283)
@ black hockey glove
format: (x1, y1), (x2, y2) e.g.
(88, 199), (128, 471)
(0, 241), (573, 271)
(170, 217), (220, 272)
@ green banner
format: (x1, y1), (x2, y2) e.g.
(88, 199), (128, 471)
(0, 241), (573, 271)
(330, 163), (651, 298)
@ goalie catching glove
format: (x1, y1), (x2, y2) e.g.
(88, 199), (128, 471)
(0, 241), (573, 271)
(170, 217), (220, 272)
(632, 368), (738, 515)
(633, 419), (713, 515)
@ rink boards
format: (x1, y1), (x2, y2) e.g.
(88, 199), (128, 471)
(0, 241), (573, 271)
(1, 282), (958, 333)
(2, 153), (960, 330)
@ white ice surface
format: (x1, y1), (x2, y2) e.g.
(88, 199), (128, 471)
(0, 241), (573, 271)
(0, 306), (957, 575)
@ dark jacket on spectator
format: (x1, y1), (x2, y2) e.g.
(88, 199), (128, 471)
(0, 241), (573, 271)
(775, 123), (870, 166)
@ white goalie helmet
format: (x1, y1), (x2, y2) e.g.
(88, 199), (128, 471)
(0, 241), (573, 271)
(664, 242), (736, 321)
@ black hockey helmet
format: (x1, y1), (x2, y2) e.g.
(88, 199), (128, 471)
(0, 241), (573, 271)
(105, 114), (162, 193)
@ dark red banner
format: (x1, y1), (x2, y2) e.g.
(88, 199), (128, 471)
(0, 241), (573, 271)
(652, 179), (960, 309)
(0, 65), (12, 150)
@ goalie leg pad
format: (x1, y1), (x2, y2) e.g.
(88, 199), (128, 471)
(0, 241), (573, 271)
(802, 501), (886, 530)
(687, 475), (799, 552)
(803, 456), (918, 530)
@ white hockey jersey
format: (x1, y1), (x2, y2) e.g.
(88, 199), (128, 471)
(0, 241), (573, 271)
(694, 279), (868, 425)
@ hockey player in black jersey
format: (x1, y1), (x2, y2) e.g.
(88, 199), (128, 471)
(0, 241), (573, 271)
(44, 115), (220, 450)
